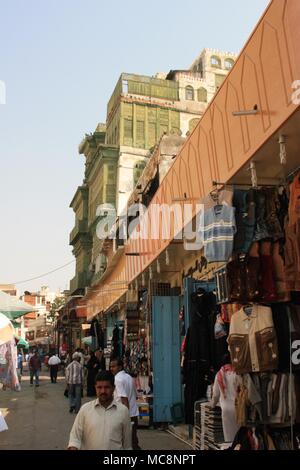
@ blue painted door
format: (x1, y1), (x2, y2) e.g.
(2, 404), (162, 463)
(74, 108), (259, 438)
(152, 296), (181, 422)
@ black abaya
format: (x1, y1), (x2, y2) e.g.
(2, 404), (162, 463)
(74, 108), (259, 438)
(86, 356), (101, 397)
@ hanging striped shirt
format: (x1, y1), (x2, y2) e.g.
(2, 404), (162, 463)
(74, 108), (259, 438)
(66, 360), (83, 385)
(203, 204), (236, 262)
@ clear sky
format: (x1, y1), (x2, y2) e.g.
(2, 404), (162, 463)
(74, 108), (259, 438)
(0, 0), (270, 295)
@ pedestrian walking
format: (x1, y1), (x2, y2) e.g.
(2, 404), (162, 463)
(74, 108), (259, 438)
(27, 351), (33, 363)
(65, 352), (83, 414)
(17, 351), (23, 377)
(110, 357), (141, 450)
(44, 354), (49, 368)
(68, 370), (131, 450)
(75, 348), (85, 366)
(29, 351), (41, 387)
(74, 349), (85, 397)
(48, 354), (61, 383)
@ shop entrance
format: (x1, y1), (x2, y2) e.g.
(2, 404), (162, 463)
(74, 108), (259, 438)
(152, 296), (181, 422)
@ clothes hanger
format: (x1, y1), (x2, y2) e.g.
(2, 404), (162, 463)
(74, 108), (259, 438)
(210, 187), (220, 202)
(209, 183), (224, 210)
(191, 289), (205, 303)
(195, 287), (206, 296)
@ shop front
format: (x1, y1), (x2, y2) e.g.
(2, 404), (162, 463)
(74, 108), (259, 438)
(55, 296), (87, 354)
(83, 0), (300, 448)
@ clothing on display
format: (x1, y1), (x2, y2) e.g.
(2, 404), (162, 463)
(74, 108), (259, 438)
(235, 372), (296, 426)
(0, 340), (20, 391)
(90, 318), (105, 350)
(182, 289), (228, 424)
(203, 204), (236, 263)
(121, 288), (151, 398)
(226, 243), (288, 304)
(184, 170), (300, 449)
(285, 220), (300, 291)
(229, 425), (300, 450)
(220, 303), (241, 323)
(227, 256), (260, 302)
(208, 171), (300, 450)
(228, 304), (278, 374)
(288, 170), (300, 227)
(261, 187), (284, 241)
(124, 338), (148, 376)
(229, 176), (300, 295)
(233, 189), (256, 254)
(212, 181), (300, 302)
(253, 186), (286, 241)
(214, 314), (227, 339)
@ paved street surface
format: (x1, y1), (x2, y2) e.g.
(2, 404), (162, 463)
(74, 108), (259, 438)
(0, 366), (190, 450)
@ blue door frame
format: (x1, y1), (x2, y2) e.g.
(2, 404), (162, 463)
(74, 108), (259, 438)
(152, 296), (181, 422)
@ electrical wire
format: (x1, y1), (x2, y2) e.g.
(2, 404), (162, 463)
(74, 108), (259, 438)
(11, 260), (75, 285)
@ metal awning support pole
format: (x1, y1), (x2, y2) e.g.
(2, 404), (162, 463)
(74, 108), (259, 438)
(249, 161), (258, 188)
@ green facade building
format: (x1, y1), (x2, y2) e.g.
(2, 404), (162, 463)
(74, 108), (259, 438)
(69, 48), (237, 295)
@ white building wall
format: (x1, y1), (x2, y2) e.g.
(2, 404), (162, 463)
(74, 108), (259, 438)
(179, 112), (201, 137)
(116, 146), (149, 215)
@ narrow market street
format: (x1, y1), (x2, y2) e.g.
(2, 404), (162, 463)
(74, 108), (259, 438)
(0, 364), (190, 451)
(2, 0), (300, 459)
